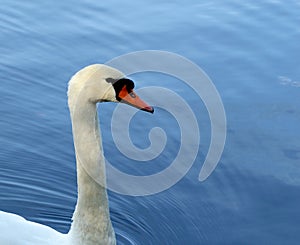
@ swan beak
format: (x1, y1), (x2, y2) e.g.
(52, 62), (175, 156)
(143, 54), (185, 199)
(118, 86), (154, 113)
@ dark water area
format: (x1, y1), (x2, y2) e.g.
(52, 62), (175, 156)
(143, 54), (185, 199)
(1, 0), (300, 244)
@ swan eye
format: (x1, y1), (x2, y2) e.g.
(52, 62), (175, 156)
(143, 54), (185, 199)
(105, 78), (115, 84)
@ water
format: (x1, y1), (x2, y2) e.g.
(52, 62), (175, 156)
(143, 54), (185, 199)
(1, 0), (300, 244)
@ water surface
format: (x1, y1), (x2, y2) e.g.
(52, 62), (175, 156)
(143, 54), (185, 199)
(1, 0), (300, 244)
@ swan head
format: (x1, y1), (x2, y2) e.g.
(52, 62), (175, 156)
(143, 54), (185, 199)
(68, 64), (154, 113)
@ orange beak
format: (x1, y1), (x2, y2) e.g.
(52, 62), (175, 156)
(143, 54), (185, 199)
(118, 85), (154, 113)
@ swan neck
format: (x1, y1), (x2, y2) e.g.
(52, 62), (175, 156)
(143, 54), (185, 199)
(69, 101), (115, 244)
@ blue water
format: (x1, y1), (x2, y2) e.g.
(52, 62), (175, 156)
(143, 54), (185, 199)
(1, 0), (300, 244)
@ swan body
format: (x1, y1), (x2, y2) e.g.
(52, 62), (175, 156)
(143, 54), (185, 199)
(0, 211), (66, 245)
(0, 64), (153, 245)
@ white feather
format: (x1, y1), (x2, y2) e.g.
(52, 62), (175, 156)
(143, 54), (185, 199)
(0, 64), (124, 245)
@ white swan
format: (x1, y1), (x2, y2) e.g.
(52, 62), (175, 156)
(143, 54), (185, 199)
(0, 64), (154, 245)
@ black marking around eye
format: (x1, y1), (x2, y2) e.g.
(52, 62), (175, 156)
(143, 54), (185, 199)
(107, 77), (135, 101)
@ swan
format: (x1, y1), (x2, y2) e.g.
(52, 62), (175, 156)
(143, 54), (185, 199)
(0, 64), (154, 245)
